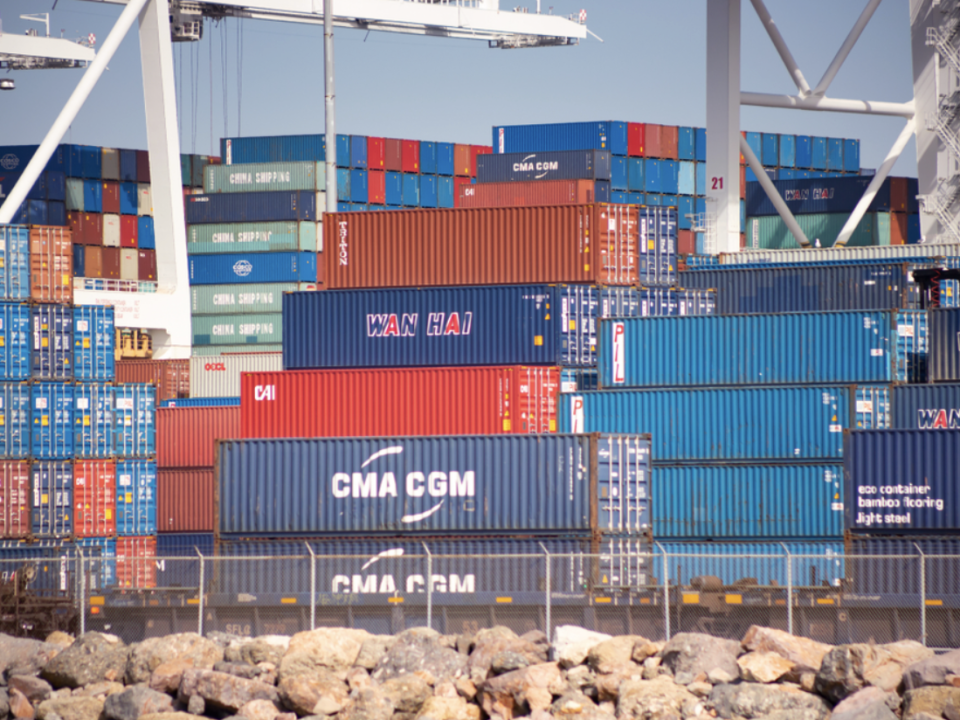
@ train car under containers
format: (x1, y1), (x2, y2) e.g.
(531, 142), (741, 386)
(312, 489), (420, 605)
(216, 433), (650, 538)
(240, 366), (559, 438)
(845, 429), (960, 534)
(476, 150), (612, 183)
(929, 309), (960, 382)
(188, 252), (317, 285)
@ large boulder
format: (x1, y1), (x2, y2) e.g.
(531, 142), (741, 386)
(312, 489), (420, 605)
(616, 676), (699, 720)
(354, 637), (395, 671)
(178, 668), (279, 713)
(279, 628), (370, 679)
(550, 691), (616, 720)
(0, 635), (63, 677)
(831, 686), (901, 720)
(480, 662), (565, 720)
(127, 634), (223, 685)
(103, 686), (175, 720)
(224, 636), (290, 667)
(277, 667), (348, 716)
(587, 636), (647, 675)
(337, 688), (394, 720)
(815, 641), (935, 702)
(379, 674), (432, 714)
(41, 633), (129, 689)
(741, 626), (832, 679)
(658, 633), (740, 686)
(415, 696), (481, 720)
(466, 627), (546, 683)
(237, 698), (285, 720)
(372, 628), (466, 683)
(149, 659), (198, 695)
(551, 627), (611, 669)
(8, 676), (53, 704)
(902, 685), (960, 720)
(708, 682), (831, 720)
(36, 697), (105, 720)
(736, 651), (796, 683)
(903, 649), (960, 689)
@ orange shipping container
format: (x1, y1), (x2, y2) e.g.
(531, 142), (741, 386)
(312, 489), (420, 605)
(458, 179), (598, 208)
(157, 406), (240, 468)
(660, 126), (679, 160)
(116, 536), (156, 588)
(0, 461), (30, 539)
(454, 144), (471, 176)
(891, 212), (908, 245)
(73, 460), (116, 537)
(158, 468), (214, 533)
(322, 204), (639, 289)
(30, 226), (73, 304)
(116, 359), (190, 401)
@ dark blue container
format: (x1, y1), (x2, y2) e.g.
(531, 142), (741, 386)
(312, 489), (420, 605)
(137, 217), (155, 250)
(155, 534), (213, 588)
(282, 284), (599, 369)
(31, 461), (72, 537)
(74, 382), (114, 458)
(908, 215), (921, 244)
(677, 127), (696, 161)
(610, 157), (628, 190)
(119, 182), (138, 215)
(437, 143), (454, 176)
(72, 244), (85, 277)
(188, 252), (317, 285)
(661, 161), (679, 195)
(493, 121), (628, 156)
(336, 168), (351, 200)
(594, 180), (611, 203)
(113, 383), (156, 457)
(761, 133), (778, 166)
(24, 201), (47, 226)
(401, 174), (419, 207)
(31, 383), (74, 459)
(847, 536), (960, 601)
(892, 384), (960, 430)
(638, 207), (677, 287)
(812, 137), (827, 170)
(929, 309), (960, 381)
(844, 139), (860, 173)
(420, 175), (438, 208)
(746, 175), (896, 216)
(779, 134), (796, 168)
(350, 169), (368, 204)
(46, 171), (66, 201)
(0, 303), (31, 381)
(119, 149), (137, 181)
(116, 459), (157, 535)
(827, 138), (844, 171)
(795, 136), (812, 169)
(845, 429), (960, 533)
(73, 306), (115, 382)
(437, 176), (454, 209)
(644, 159), (662, 193)
(420, 142), (437, 175)
(217, 433), (652, 537)
(628, 158), (644, 192)
(350, 135), (367, 169)
(32, 305), (73, 381)
(476, 150), (612, 184)
(185, 191), (319, 223)
(385, 172), (402, 206)
(47, 201), (66, 226)
(80, 146), (101, 179)
(0, 172), (44, 201)
(336, 135), (350, 168)
(695, 127), (707, 162)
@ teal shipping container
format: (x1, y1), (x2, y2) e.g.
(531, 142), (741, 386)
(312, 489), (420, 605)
(187, 221), (320, 254)
(191, 283), (316, 315)
(192, 313), (282, 346)
(203, 161), (327, 193)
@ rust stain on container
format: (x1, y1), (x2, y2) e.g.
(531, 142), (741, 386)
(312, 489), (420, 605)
(30, 226), (73, 304)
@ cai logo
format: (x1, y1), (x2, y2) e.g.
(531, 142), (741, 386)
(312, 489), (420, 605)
(232, 260), (253, 277)
(1, 155), (20, 171)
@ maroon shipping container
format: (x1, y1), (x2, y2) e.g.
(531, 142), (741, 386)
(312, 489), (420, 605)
(30, 226), (72, 304)
(454, 144), (471, 177)
(101, 247), (121, 279)
(458, 179), (597, 208)
(84, 246), (102, 278)
(740, 165), (746, 200)
(368, 170), (385, 205)
(678, 229), (696, 256)
(645, 124), (663, 158)
(453, 177), (472, 208)
(322, 204), (639, 288)
(367, 137), (385, 170)
(241, 366), (559, 439)
(628, 122), (645, 157)
(660, 125), (679, 160)
(890, 177), (908, 212)
(158, 469), (214, 533)
(102, 181), (120, 214)
(138, 249), (157, 281)
(401, 140), (420, 173)
(0, 461), (30, 539)
(116, 359), (190, 400)
(469, 145), (492, 177)
(68, 212), (86, 246)
(120, 215), (138, 248)
(384, 139), (402, 172)
(136, 150), (151, 183)
(157, 406), (240, 468)
(116, 536), (156, 589)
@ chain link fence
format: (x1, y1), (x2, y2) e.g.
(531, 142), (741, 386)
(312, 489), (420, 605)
(4, 548), (955, 648)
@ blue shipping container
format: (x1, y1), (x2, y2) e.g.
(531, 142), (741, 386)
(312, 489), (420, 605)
(437, 143), (454, 176)
(844, 139), (860, 173)
(402, 174), (419, 207)
(796, 136), (812, 169)
(185, 191), (320, 224)
(350, 135), (367, 169)
(611, 157), (628, 191)
(160, 397), (240, 408)
(188, 252), (317, 285)
(31, 461), (72, 537)
(746, 175), (894, 217)
(73, 244), (85, 277)
(119, 182), (138, 215)
(644, 159), (662, 193)
(138, 217), (155, 250)
(812, 137), (828, 170)
(661, 161), (679, 195)
(847, 536), (960, 601)
(638, 207), (677, 287)
(628, 159), (644, 192)
(892, 384), (960, 430)
(420, 175), (438, 209)
(31, 382), (74, 459)
(119, 149), (137, 182)
(779, 134), (796, 168)
(336, 169), (351, 201)
(0, 383), (31, 458)
(761, 133), (778, 167)
(678, 162), (696, 196)
(116, 460), (158, 536)
(336, 135), (350, 168)
(217, 434), (651, 537)
(929, 309), (960, 381)
(385, 172), (402, 206)
(0, 303), (31, 381)
(350, 169), (368, 204)
(113, 384), (156, 458)
(493, 121), (628, 156)
(845, 429), (960, 533)
(677, 127), (696, 161)
(82, 180), (102, 213)
(438, 176), (454, 209)
(476, 150), (612, 184)
(32, 306), (73, 381)
(73, 306), (115, 382)
(221, 135), (327, 165)
(74, 383), (114, 458)
(827, 138), (844, 171)
(695, 128), (707, 162)
(420, 142), (437, 175)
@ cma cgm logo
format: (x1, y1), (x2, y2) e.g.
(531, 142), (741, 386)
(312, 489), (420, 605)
(366, 312), (473, 338)
(0, 155), (19, 171)
(513, 154), (560, 179)
(331, 446), (475, 524)
(331, 548), (475, 595)
(917, 408), (960, 429)
(233, 260), (253, 277)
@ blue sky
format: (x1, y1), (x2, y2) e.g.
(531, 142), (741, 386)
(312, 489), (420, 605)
(1, 0), (917, 175)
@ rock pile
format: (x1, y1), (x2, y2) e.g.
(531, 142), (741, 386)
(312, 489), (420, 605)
(0, 625), (956, 720)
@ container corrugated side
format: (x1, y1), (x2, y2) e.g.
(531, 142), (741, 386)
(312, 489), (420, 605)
(158, 469), (214, 533)
(116, 535), (157, 588)
(892, 383), (960, 429)
(192, 314), (282, 346)
(116, 359), (189, 401)
(929, 309), (960, 382)
(189, 354), (283, 398)
(192, 345), (282, 356)
(721, 243), (960, 265)
(0, 383), (30, 458)
(652, 464), (843, 539)
(0, 303), (31, 381)
(241, 367), (559, 438)
(188, 252), (317, 285)
(743, 213), (881, 249)
(73, 305), (115, 382)
(560, 386), (855, 461)
(846, 536), (960, 600)
(187, 222), (319, 254)
(458, 179), (598, 208)
(157, 406), (240, 468)
(745, 175), (893, 216)
(222, 135), (326, 165)
(161, 397), (240, 408)
(29, 226), (72, 305)
(190, 283), (315, 315)
(493, 122), (628, 156)
(115, 460), (158, 536)
(599, 311), (899, 388)
(320, 205), (640, 289)
(476, 150), (612, 183)
(203, 161), (326, 193)
(185, 191), (320, 224)
(216, 433), (650, 537)
(0, 226), (31, 301)
(31, 382), (74, 459)
(844, 429), (960, 533)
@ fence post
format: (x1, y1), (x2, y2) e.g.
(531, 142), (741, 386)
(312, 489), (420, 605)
(422, 543), (432, 630)
(307, 543), (316, 631)
(77, 549), (86, 636)
(780, 543), (793, 635)
(197, 549), (205, 636)
(538, 543), (551, 640)
(655, 542), (670, 641)
(914, 543), (926, 645)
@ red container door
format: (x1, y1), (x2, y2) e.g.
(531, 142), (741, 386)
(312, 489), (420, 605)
(677, 229), (696, 256)
(367, 170), (386, 205)
(120, 215), (138, 248)
(453, 177), (472, 207)
(101, 247), (121, 279)
(628, 123), (645, 157)
(0, 461), (30, 539)
(68, 212), (87, 246)
(158, 469), (214, 532)
(891, 213), (908, 245)
(138, 250), (157, 281)
(660, 126), (679, 159)
(73, 460), (116, 537)
(454, 144), (471, 177)
(84, 246), (103, 278)
(384, 139), (403, 172)
(136, 150), (151, 183)
(401, 140), (420, 173)
(645, 124), (663, 158)
(157, 406), (240, 468)
(102, 182), (121, 214)
(116, 536), (157, 588)
(84, 213), (103, 246)
(469, 145), (492, 177)
(367, 137), (385, 170)
(740, 165), (746, 199)
(890, 177), (908, 212)
(30, 226), (73, 304)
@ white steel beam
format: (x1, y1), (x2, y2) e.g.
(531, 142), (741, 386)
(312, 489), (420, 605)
(748, 0), (812, 96)
(835, 118), (916, 247)
(0, 0), (148, 224)
(741, 91), (915, 117)
(811, 0), (883, 97)
(739, 134), (811, 248)
(324, 0), (336, 213)
(706, 0), (742, 254)
(0, 34), (96, 62)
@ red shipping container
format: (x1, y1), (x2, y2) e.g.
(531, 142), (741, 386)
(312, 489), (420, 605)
(740, 131), (747, 165)
(83, 213), (103, 246)
(740, 164), (747, 200)
(120, 215), (138, 248)
(401, 140), (420, 173)
(678, 229), (696, 256)
(68, 212), (86, 246)
(890, 177), (908, 212)
(453, 144), (471, 176)
(645, 124), (663, 158)
(116, 536), (157, 589)
(452, 177), (472, 207)
(367, 170), (386, 205)
(158, 469), (214, 533)
(138, 249), (157, 281)
(0, 461), (30, 539)
(101, 247), (121, 279)
(660, 126), (679, 160)
(367, 137), (385, 170)
(136, 150), (151, 183)
(102, 181), (120, 214)
(459, 179), (598, 208)
(241, 366), (559, 439)
(73, 460), (116, 537)
(469, 145), (492, 177)
(384, 139), (402, 172)
(30, 226), (73, 304)
(84, 246), (103, 278)
(117, 359), (190, 400)
(157, 406), (240, 468)
(628, 123), (645, 157)
(322, 204), (639, 288)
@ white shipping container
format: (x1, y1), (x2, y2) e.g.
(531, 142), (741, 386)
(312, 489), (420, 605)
(137, 184), (152, 216)
(722, 243), (960, 265)
(102, 214), (121, 247)
(189, 352), (283, 398)
(120, 249), (138, 280)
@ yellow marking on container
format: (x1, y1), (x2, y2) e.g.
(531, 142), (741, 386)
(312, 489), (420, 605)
(682, 593), (699, 604)
(926, 599), (943, 606)
(187, 598), (200, 605)
(387, 597), (404, 604)
(640, 597), (651, 604)
(496, 597), (513, 604)
(594, 596), (611, 604)
(89, 596), (105, 606)
(725, 594), (742, 605)
(816, 598), (835, 605)
(281, 598), (297, 604)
